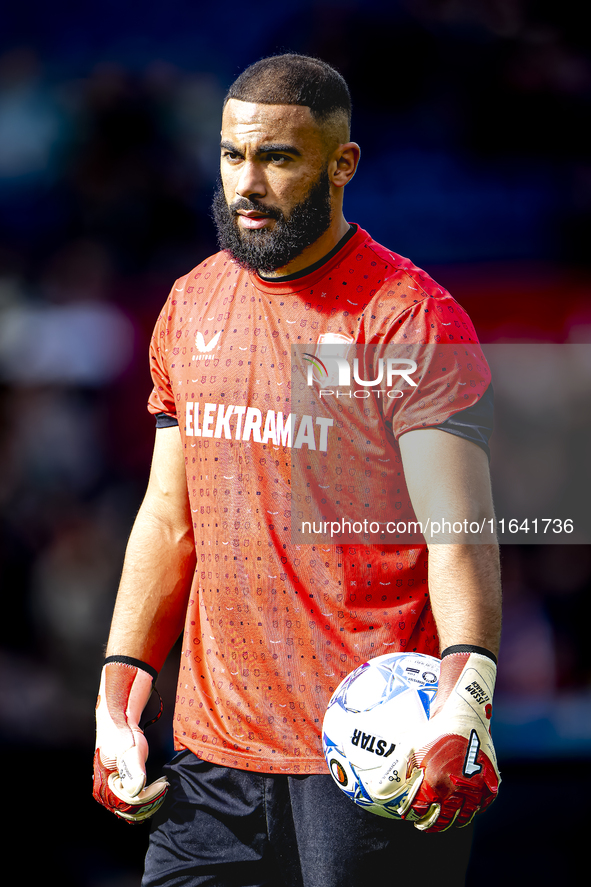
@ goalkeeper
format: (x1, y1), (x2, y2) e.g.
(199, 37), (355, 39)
(93, 53), (501, 887)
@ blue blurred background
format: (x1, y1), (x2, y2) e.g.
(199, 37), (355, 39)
(1, 1), (589, 882)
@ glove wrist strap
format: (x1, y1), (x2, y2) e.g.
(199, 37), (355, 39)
(441, 644), (497, 665)
(104, 655), (158, 683)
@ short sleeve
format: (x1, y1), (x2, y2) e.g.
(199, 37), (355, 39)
(376, 295), (492, 437)
(147, 295), (177, 421)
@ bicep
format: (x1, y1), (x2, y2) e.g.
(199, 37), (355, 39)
(399, 429), (495, 538)
(142, 425), (191, 531)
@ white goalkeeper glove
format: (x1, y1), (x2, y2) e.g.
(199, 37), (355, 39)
(368, 646), (500, 832)
(93, 656), (169, 823)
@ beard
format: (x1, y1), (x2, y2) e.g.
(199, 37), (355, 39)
(211, 169), (332, 274)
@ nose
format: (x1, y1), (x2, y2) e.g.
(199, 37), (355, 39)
(235, 160), (266, 201)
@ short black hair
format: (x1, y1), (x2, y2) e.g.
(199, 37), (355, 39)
(225, 54), (351, 128)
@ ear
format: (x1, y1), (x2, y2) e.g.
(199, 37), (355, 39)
(329, 142), (361, 188)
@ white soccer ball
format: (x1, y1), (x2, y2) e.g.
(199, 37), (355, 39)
(322, 652), (440, 818)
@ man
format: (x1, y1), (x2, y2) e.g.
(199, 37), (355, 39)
(93, 55), (501, 887)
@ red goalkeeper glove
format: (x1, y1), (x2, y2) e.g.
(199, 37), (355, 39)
(369, 646), (500, 832)
(93, 656), (168, 823)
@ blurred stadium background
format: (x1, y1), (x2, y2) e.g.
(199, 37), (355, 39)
(1, 1), (589, 883)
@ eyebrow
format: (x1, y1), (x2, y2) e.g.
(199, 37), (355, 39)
(220, 140), (302, 157)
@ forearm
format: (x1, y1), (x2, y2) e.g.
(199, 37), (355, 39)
(106, 426), (196, 671)
(426, 542), (501, 658)
(106, 505), (195, 671)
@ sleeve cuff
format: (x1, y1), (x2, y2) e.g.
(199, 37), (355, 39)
(155, 412), (179, 428)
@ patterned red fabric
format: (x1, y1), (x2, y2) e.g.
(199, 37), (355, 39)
(146, 226), (490, 773)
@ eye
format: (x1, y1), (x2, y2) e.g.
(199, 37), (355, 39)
(266, 153), (290, 165)
(222, 150), (242, 163)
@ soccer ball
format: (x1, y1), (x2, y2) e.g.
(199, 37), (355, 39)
(322, 652), (440, 818)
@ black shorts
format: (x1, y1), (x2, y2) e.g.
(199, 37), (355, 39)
(142, 750), (473, 887)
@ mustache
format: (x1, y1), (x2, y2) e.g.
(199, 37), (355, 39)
(228, 197), (283, 220)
